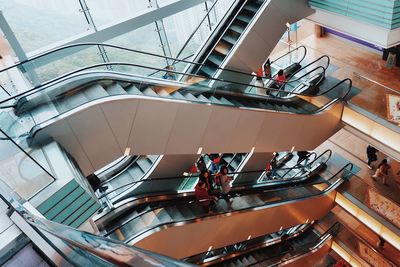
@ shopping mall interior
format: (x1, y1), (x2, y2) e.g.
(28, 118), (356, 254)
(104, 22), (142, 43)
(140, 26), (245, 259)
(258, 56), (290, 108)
(0, 0), (399, 266)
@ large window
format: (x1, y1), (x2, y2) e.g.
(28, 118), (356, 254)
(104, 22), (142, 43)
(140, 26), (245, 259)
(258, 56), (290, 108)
(0, 0), (90, 52)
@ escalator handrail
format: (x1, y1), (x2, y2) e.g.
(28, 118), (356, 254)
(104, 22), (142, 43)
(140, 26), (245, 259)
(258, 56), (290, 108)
(99, 155), (140, 185)
(287, 150), (331, 178)
(3, 62), (293, 107)
(7, 61), (327, 108)
(0, 40), (305, 105)
(185, 223), (313, 265)
(277, 65), (326, 93)
(102, 163), (352, 236)
(96, 155), (335, 201)
(286, 55), (330, 81)
(120, 169), (348, 245)
(315, 77), (353, 100)
(97, 159), (352, 232)
(194, 0), (251, 68)
(248, 222), (341, 267)
(279, 151), (318, 178)
(269, 45), (307, 67)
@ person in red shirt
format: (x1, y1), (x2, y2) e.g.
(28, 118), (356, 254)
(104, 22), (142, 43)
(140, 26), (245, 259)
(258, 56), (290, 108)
(195, 180), (218, 213)
(276, 69), (286, 86)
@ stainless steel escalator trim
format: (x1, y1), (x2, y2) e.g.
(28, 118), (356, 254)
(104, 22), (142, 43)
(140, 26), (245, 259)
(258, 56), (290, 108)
(109, 155), (164, 204)
(94, 169), (328, 229)
(123, 178), (345, 245)
(186, 223), (313, 265)
(28, 71), (347, 141)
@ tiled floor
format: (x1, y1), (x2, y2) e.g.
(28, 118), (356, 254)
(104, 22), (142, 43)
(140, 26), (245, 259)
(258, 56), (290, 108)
(315, 128), (400, 205)
(270, 20), (400, 128)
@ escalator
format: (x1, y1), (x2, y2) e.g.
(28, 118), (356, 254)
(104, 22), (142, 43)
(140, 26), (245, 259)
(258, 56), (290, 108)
(200, 223), (340, 267)
(94, 149), (330, 226)
(190, 0), (265, 77)
(0, 43), (349, 175)
(98, 163), (353, 259)
(98, 154), (161, 199)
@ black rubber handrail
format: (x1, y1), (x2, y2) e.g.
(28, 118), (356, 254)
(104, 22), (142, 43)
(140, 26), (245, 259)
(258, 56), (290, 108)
(99, 161), (353, 235)
(98, 155), (141, 185)
(120, 167), (349, 244)
(2, 61), (318, 109)
(0, 42), (308, 104)
(248, 222), (341, 267)
(278, 151), (318, 178)
(97, 155), (330, 200)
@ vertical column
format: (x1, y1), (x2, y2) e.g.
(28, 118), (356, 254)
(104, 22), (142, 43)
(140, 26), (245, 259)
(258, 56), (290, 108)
(0, 11), (39, 89)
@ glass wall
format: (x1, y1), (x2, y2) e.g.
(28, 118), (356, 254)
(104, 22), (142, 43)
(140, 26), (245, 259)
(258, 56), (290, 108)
(0, 0), (90, 52)
(84, 0), (154, 28)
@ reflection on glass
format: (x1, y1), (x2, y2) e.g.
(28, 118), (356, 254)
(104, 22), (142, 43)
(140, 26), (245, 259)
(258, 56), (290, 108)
(85, 0), (153, 28)
(106, 24), (166, 76)
(0, 131), (54, 199)
(0, 0), (90, 52)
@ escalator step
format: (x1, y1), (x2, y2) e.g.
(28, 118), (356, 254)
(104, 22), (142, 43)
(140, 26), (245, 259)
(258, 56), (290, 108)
(241, 257), (251, 265)
(142, 88), (158, 97)
(209, 96), (222, 104)
(199, 65), (217, 77)
(175, 205), (195, 219)
(244, 3), (259, 13)
(136, 158), (152, 172)
(106, 83), (127, 95)
(121, 217), (147, 237)
(214, 40), (232, 55)
(164, 206), (185, 221)
(56, 91), (88, 113)
(182, 92), (198, 101)
(219, 97), (234, 106)
(157, 89), (171, 97)
(196, 94), (211, 103)
(171, 91), (186, 100)
(147, 155), (159, 162)
(222, 34), (237, 45)
(127, 164), (145, 180)
(125, 85), (144, 95)
(140, 210), (161, 227)
(83, 84), (108, 100)
(154, 208), (173, 223)
(208, 54), (224, 67)
(247, 255), (257, 263)
(225, 98), (244, 107)
(237, 14), (251, 24)
(230, 22), (246, 34)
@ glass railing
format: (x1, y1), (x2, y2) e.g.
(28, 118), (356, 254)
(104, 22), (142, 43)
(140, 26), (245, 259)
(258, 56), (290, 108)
(334, 223), (398, 267)
(0, 179), (192, 267)
(0, 43), (310, 103)
(248, 222), (340, 267)
(184, 223), (312, 265)
(340, 173), (400, 229)
(95, 162), (354, 237)
(348, 72), (400, 130)
(94, 149), (334, 206)
(105, 169), (348, 244)
(0, 125), (55, 199)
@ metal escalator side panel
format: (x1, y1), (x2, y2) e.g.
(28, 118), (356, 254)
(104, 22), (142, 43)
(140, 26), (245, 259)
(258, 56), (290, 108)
(129, 190), (337, 259)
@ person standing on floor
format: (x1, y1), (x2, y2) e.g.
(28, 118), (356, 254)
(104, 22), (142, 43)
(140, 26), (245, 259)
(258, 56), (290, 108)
(366, 145), (378, 169)
(372, 159), (391, 185)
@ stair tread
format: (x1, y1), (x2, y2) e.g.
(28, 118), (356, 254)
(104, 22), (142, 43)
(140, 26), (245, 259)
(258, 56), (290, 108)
(106, 83), (127, 95)
(125, 85), (143, 95)
(142, 87), (158, 97)
(83, 84), (108, 100)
